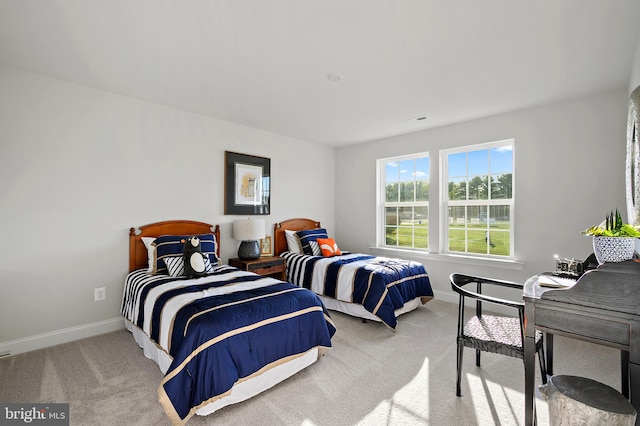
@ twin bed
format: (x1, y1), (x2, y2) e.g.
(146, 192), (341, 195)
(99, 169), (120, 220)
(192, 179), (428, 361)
(122, 218), (433, 424)
(122, 220), (335, 425)
(274, 218), (433, 330)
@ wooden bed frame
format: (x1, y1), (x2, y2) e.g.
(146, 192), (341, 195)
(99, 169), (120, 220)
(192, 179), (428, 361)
(273, 217), (321, 256)
(129, 220), (221, 272)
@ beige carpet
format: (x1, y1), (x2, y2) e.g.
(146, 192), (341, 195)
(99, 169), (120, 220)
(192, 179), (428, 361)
(0, 300), (621, 425)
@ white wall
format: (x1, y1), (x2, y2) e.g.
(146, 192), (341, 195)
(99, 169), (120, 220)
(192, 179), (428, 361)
(0, 66), (335, 353)
(334, 90), (629, 302)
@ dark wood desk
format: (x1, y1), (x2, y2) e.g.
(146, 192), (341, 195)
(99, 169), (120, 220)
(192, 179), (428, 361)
(523, 261), (640, 425)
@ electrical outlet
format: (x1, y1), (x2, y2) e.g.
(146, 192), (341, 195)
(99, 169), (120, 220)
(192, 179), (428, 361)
(94, 287), (106, 301)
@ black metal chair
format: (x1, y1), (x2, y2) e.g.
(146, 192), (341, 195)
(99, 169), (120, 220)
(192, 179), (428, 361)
(450, 273), (547, 396)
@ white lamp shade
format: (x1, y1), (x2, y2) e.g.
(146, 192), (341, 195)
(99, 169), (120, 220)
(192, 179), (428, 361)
(233, 219), (265, 241)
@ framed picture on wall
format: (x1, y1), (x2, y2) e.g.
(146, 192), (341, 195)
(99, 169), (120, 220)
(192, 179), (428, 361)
(224, 151), (270, 215)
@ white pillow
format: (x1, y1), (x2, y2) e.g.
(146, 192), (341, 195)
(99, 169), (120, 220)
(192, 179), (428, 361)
(141, 237), (156, 273)
(285, 230), (303, 254)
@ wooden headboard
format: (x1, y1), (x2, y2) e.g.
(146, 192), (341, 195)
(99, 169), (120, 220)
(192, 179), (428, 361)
(129, 220), (221, 272)
(273, 218), (321, 256)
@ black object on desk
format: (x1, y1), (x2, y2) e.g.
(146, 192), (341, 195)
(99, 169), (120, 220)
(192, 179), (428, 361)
(523, 260), (640, 426)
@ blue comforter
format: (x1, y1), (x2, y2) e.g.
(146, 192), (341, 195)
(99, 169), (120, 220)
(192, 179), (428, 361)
(281, 252), (433, 329)
(122, 267), (335, 424)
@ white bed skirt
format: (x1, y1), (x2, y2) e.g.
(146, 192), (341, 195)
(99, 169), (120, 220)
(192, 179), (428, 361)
(125, 319), (173, 373)
(124, 319), (320, 417)
(317, 296), (422, 323)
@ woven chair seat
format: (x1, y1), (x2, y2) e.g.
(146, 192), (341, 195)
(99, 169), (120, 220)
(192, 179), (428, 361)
(460, 315), (543, 359)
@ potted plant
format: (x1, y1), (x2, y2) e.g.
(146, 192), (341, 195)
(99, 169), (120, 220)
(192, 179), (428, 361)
(582, 209), (640, 264)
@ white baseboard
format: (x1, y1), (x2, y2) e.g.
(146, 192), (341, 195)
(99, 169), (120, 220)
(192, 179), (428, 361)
(433, 289), (458, 305)
(432, 289), (512, 316)
(0, 317), (125, 357)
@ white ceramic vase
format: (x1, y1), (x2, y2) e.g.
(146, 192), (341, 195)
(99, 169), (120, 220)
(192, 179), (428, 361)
(592, 236), (637, 264)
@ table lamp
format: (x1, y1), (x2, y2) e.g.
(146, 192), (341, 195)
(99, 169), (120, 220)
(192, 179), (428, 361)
(233, 218), (265, 260)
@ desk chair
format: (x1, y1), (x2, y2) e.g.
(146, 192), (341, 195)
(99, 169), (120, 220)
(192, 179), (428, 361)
(451, 273), (547, 396)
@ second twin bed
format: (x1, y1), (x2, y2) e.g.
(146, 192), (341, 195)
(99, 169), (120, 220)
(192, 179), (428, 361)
(274, 218), (434, 330)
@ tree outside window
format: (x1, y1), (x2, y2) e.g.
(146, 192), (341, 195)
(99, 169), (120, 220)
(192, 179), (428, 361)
(443, 141), (514, 258)
(380, 153), (429, 250)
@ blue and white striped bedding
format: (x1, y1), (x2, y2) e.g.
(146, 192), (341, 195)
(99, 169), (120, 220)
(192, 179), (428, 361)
(281, 252), (433, 329)
(121, 266), (335, 425)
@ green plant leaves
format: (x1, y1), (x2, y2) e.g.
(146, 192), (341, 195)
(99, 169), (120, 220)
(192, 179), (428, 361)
(582, 208), (640, 237)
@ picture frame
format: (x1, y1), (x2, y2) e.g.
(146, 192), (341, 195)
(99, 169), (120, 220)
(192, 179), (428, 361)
(260, 236), (273, 256)
(224, 151), (270, 215)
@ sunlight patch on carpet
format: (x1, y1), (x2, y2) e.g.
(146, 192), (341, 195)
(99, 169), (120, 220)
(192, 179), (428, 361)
(467, 373), (521, 424)
(356, 358), (429, 425)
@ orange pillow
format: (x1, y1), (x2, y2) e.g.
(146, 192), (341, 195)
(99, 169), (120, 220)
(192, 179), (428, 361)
(316, 238), (342, 257)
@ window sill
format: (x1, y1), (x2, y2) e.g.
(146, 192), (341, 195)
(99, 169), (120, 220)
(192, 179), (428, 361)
(369, 247), (524, 271)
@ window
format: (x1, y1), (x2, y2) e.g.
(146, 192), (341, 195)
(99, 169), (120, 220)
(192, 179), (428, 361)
(378, 153), (429, 250)
(441, 140), (514, 258)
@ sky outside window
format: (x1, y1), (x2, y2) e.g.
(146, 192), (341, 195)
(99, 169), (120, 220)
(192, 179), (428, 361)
(448, 146), (513, 192)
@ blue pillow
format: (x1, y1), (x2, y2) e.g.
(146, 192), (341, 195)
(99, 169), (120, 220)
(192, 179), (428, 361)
(295, 228), (328, 256)
(152, 234), (219, 274)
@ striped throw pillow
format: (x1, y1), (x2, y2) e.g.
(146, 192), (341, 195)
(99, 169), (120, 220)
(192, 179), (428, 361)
(164, 255), (214, 277)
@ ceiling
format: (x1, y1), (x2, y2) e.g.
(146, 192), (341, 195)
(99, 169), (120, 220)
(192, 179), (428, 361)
(1, 1), (639, 147)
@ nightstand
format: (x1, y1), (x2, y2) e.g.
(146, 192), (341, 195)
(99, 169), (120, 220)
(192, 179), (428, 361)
(228, 257), (286, 280)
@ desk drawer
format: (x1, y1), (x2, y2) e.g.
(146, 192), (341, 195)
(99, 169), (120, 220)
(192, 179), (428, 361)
(536, 307), (630, 347)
